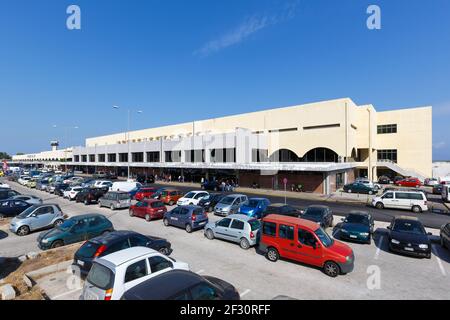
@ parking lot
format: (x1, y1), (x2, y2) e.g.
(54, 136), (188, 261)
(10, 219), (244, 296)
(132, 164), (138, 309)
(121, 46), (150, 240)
(2, 178), (450, 300)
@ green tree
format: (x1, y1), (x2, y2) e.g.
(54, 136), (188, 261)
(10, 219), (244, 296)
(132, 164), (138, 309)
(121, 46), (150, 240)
(0, 152), (11, 160)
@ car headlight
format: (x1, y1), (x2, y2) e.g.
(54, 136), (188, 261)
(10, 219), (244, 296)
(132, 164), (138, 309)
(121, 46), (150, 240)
(419, 244), (429, 249)
(391, 239), (400, 244)
(360, 232), (369, 236)
(41, 238), (49, 244)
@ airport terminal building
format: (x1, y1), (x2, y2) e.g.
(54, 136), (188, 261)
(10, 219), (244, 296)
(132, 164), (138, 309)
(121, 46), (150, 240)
(13, 98), (432, 194)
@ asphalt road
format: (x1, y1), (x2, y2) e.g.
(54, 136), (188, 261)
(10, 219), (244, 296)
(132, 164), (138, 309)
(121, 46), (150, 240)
(150, 183), (450, 229)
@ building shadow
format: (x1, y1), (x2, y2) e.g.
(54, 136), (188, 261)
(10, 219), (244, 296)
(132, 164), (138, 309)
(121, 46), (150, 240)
(0, 257), (22, 280)
(0, 230), (8, 240)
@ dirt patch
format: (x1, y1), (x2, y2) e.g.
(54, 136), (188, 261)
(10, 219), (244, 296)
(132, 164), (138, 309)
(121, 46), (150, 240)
(0, 217), (11, 228)
(0, 242), (82, 300)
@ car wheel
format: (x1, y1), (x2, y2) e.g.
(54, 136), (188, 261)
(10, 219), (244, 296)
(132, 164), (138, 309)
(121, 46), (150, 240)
(412, 205), (422, 214)
(185, 224), (192, 233)
(426, 253), (431, 259)
(51, 240), (64, 249)
(159, 247), (170, 255)
(169, 201), (174, 206)
(163, 218), (169, 226)
(266, 247), (279, 262)
(17, 225), (30, 236)
(375, 202), (384, 209)
(205, 229), (214, 240)
(53, 219), (64, 227)
(240, 238), (250, 250)
(145, 214), (152, 222)
(110, 204), (115, 211)
(366, 235), (372, 245)
(323, 261), (340, 277)
(129, 209), (134, 217)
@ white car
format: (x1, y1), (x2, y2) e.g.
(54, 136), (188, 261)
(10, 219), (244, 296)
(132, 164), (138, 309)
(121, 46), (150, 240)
(176, 190), (209, 206)
(18, 176), (31, 185)
(93, 180), (112, 189)
(0, 182), (10, 189)
(64, 176), (84, 185)
(372, 190), (428, 213)
(63, 186), (83, 200)
(80, 247), (189, 300)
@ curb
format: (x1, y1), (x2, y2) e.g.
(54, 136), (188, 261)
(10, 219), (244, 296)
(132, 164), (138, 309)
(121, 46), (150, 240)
(26, 260), (73, 279)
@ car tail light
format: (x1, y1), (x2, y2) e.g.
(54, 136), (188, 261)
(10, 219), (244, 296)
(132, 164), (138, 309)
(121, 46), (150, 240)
(94, 245), (107, 258)
(250, 231), (255, 239)
(104, 288), (113, 300)
(191, 214), (196, 221)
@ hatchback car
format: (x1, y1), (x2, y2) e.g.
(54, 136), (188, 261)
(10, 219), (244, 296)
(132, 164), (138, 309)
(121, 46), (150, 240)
(387, 216), (431, 259)
(98, 192), (131, 210)
(238, 198), (270, 219)
(63, 186), (83, 200)
(301, 205), (333, 228)
(122, 269), (240, 300)
(197, 193), (226, 212)
(338, 211), (374, 244)
(395, 177), (422, 188)
(0, 199), (31, 218)
(176, 191), (209, 206)
(129, 199), (167, 222)
(54, 183), (70, 196)
(261, 203), (302, 219)
(37, 214), (114, 250)
(204, 214), (261, 249)
(343, 182), (376, 195)
(73, 231), (172, 276)
(9, 204), (65, 236)
(153, 189), (184, 206)
(76, 188), (107, 205)
(260, 214), (354, 277)
(134, 187), (158, 201)
(214, 194), (248, 216)
(163, 205), (208, 233)
(81, 247), (189, 300)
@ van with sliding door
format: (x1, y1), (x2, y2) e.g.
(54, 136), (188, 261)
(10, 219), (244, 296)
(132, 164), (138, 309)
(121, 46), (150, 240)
(372, 190), (428, 213)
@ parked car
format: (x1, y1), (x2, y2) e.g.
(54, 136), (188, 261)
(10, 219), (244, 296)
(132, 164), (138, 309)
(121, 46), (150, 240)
(433, 184), (444, 195)
(176, 191), (209, 206)
(129, 199), (167, 222)
(355, 178), (381, 190)
(439, 222), (450, 250)
(134, 187), (158, 201)
(201, 180), (221, 191)
(261, 203), (303, 219)
(18, 176), (31, 185)
(214, 194), (248, 216)
(37, 214), (114, 250)
(198, 193), (226, 213)
(238, 198), (270, 219)
(81, 247), (189, 300)
(301, 205), (333, 228)
(92, 180), (113, 189)
(343, 182), (377, 195)
(338, 211), (374, 244)
(110, 181), (142, 193)
(0, 182), (10, 189)
(0, 199), (32, 218)
(387, 216), (431, 259)
(395, 177), (422, 188)
(152, 189), (184, 206)
(36, 179), (49, 191)
(8, 194), (42, 205)
(26, 179), (37, 188)
(378, 176), (392, 184)
(204, 214), (261, 249)
(442, 185), (450, 203)
(9, 204), (65, 236)
(372, 190), (428, 213)
(424, 178), (439, 187)
(63, 186), (84, 201)
(73, 230), (173, 276)
(259, 214), (354, 277)
(54, 183), (70, 196)
(122, 269), (240, 300)
(98, 191), (131, 210)
(0, 189), (20, 201)
(136, 175), (155, 184)
(163, 205), (208, 233)
(75, 188), (107, 205)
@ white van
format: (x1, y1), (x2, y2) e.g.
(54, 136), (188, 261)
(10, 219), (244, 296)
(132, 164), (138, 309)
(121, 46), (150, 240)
(110, 181), (142, 193)
(442, 185), (450, 203)
(372, 190), (428, 213)
(439, 176), (450, 185)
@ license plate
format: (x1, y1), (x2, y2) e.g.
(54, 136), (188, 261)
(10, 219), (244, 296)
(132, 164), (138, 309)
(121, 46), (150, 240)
(404, 247), (414, 252)
(77, 260), (85, 267)
(85, 292), (98, 300)
(199, 221), (206, 225)
(350, 235), (357, 239)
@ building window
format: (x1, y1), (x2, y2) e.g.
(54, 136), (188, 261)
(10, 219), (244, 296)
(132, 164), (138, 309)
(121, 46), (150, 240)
(119, 153), (128, 162)
(98, 154), (106, 162)
(132, 152), (144, 162)
(108, 153), (117, 162)
(146, 151), (160, 162)
(336, 172), (344, 189)
(377, 149), (397, 163)
(377, 124), (397, 134)
(74, 155), (80, 162)
(252, 149), (268, 162)
(210, 148), (236, 163)
(81, 155), (87, 162)
(165, 150), (181, 162)
(185, 150), (205, 163)
(89, 155), (95, 162)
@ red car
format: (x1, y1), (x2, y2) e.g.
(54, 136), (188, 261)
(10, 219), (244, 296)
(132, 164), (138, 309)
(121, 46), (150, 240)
(134, 187), (158, 201)
(129, 199), (167, 222)
(259, 214), (354, 277)
(395, 177), (422, 188)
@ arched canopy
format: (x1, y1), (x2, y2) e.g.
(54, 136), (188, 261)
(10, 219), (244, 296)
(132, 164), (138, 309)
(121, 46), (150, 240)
(269, 147), (340, 163)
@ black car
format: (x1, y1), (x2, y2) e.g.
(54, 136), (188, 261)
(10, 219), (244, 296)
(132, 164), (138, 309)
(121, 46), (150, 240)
(433, 184), (444, 195)
(121, 269), (240, 300)
(137, 174), (155, 184)
(198, 193), (226, 212)
(378, 176), (391, 184)
(75, 188), (107, 205)
(54, 183), (70, 196)
(387, 216), (431, 259)
(261, 203), (302, 219)
(201, 180), (221, 191)
(440, 222), (450, 250)
(72, 230), (172, 276)
(0, 199), (31, 218)
(0, 189), (20, 201)
(338, 211), (374, 244)
(301, 205), (333, 228)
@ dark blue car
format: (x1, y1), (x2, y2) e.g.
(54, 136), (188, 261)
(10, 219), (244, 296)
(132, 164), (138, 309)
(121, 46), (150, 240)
(163, 205), (208, 233)
(238, 198), (270, 219)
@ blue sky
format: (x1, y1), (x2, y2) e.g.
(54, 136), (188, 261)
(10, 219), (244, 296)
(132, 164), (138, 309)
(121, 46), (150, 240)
(0, 0), (449, 159)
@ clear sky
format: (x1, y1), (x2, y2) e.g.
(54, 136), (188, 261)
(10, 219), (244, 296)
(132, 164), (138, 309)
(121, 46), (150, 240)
(1, 0), (449, 160)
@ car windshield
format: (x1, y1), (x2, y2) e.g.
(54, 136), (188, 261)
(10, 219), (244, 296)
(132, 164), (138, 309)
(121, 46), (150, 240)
(17, 206), (37, 218)
(314, 228), (334, 247)
(58, 219), (75, 231)
(118, 193), (130, 200)
(248, 219), (261, 231)
(346, 214), (369, 225)
(87, 263), (115, 290)
(393, 220), (425, 235)
(304, 207), (324, 217)
(184, 192), (196, 199)
(247, 200), (260, 208)
(220, 196), (235, 205)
